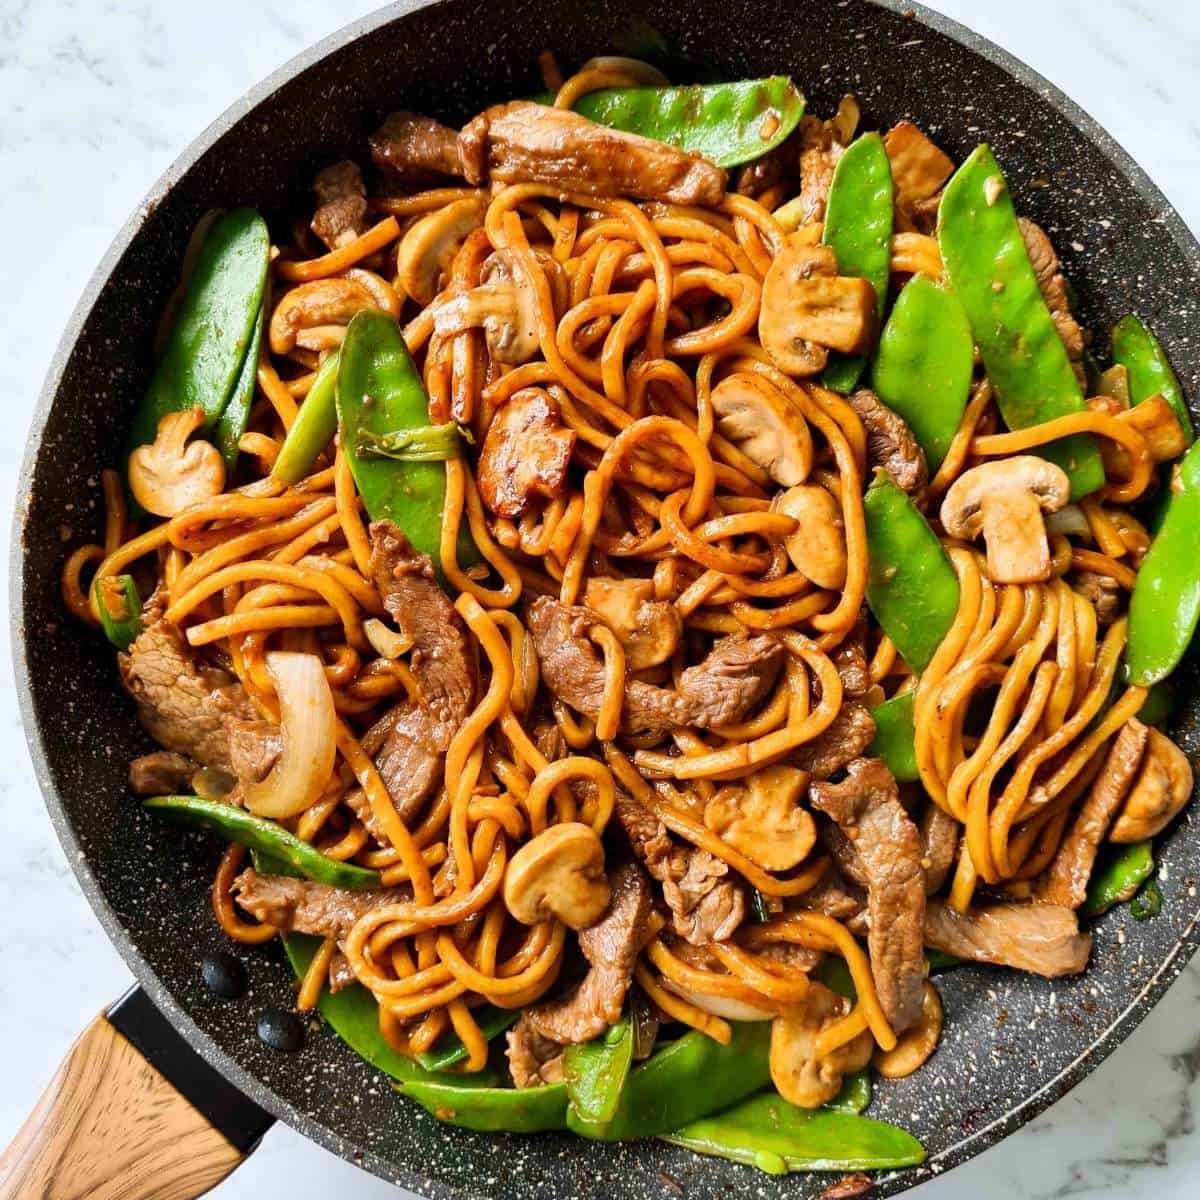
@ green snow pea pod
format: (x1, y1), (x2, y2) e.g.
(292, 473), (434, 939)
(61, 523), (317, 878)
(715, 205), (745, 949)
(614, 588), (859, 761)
(400, 1080), (568, 1132)
(272, 349), (340, 484)
(336, 309), (476, 572)
(821, 132), (894, 393)
(864, 472), (960, 673)
(214, 303), (264, 468)
(127, 207), (270, 456)
(925, 949), (963, 974)
(870, 274), (974, 471)
(815, 957), (855, 1001)
(1131, 878), (1163, 921)
(1126, 440), (1200, 684)
(938, 146), (1104, 498)
(556, 78), (805, 169)
(867, 690), (919, 782)
(568, 1023), (771, 1141)
(93, 574), (142, 650)
(1137, 679), (1178, 728)
(825, 1068), (871, 1115)
(565, 1019), (634, 1124)
(1081, 841), (1154, 917)
(146, 795), (382, 890)
(416, 1007), (519, 1073)
(662, 1094), (925, 1175)
(1112, 314), (1194, 443)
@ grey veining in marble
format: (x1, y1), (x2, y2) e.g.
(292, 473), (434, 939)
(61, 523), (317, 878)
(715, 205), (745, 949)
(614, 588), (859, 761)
(1, 2), (1199, 1198)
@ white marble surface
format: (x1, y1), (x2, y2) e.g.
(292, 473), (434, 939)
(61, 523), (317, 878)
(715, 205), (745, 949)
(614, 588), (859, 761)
(1, 1), (1198, 1197)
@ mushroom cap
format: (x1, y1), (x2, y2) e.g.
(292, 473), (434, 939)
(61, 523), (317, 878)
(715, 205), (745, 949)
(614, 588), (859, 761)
(128, 408), (225, 518)
(873, 980), (943, 1079)
(772, 484), (847, 589)
(584, 576), (682, 671)
(703, 765), (816, 872)
(479, 249), (540, 364)
(939, 455), (1071, 538)
(268, 277), (382, 355)
(1110, 727), (1194, 842)
(502, 822), (610, 930)
(711, 373), (813, 487)
(395, 194), (486, 307)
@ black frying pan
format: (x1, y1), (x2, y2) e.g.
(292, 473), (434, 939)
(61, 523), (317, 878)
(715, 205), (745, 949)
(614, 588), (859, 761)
(10, 2), (1200, 1198)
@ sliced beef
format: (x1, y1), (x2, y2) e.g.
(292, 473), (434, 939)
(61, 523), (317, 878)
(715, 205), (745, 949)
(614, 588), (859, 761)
(831, 618), (871, 698)
(615, 791), (745, 945)
(477, 389), (575, 519)
(1035, 720), (1150, 909)
(519, 861), (652, 1049)
(328, 951), (358, 994)
(796, 115), (846, 226)
(311, 160), (369, 250)
(920, 803), (959, 895)
(794, 868), (868, 937)
(882, 121), (954, 213)
(529, 596), (782, 732)
(925, 900), (1091, 977)
(232, 869), (407, 938)
(848, 389), (928, 508)
(506, 1022), (566, 1088)
(810, 758), (926, 1033)
(1018, 218), (1085, 364)
(119, 615), (258, 774)
(129, 751), (195, 795)
(1072, 569), (1122, 626)
(792, 703), (876, 781)
(226, 719), (281, 784)
(369, 111), (464, 183)
(458, 101), (727, 206)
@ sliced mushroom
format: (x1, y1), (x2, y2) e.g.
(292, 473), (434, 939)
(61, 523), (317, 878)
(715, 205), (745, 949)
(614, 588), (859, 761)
(128, 408), (225, 518)
(759, 242), (877, 377)
(503, 822), (611, 930)
(269, 277), (383, 355)
(477, 388), (575, 518)
(584, 577), (682, 671)
(872, 980), (942, 1079)
(1109, 728), (1193, 843)
(395, 194), (487, 307)
(939, 456), (1070, 584)
(769, 981), (874, 1109)
(771, 485), (847, 588)
(430, 248), (540, 365)
(1090, 393), (1186, 478)
(703, 765), (816, 872)
(711, 373), (813, 486)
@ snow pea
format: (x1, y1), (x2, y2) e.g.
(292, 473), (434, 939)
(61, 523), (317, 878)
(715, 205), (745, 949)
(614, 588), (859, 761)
(127, 207), (270, 457)
(826, 1069), (871, 1115)
(416, 1007), (519, 1073)
(214, 302), (264, 469)
(556, 78), (805, 169)
(336, 309), (476, 571)
(938, 146), (1104, 498)
(400, 1079), (568, 1132)
(864, 471), (960, 673)
(1131, 878), (1163, 921)
(662, 1095), (925, 1175)
(272, 349), (340, 484)
(867, 690), (919, 782)
(870, 274), (974, 471)
(93, 574), (142, 650)
(1112, 314), (1194, 444)
(1127, 440), (1200, 684)
(822, 132), (894, 393)
(925, 950), (963, 974)
(1082, 841), (1154, 918)
(568, 1022), (771, 1141)
(1137, 679), (1178, 728)
(144, 795), (381, 890)
(565, 1018), (634, 1125)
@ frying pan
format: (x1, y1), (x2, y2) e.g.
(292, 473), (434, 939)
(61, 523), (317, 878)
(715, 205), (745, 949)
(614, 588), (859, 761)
(9, 1), (1200, 1197)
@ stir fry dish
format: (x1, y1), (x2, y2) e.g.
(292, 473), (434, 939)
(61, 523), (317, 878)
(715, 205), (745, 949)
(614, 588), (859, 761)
(64, 53), (1199, 1175)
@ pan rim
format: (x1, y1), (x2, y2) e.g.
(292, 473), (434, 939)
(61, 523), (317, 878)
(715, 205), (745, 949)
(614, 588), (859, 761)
(12, 1), (1200, 1195)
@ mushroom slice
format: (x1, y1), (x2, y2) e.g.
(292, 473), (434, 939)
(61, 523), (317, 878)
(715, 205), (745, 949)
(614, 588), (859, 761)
(773, 484), (847, 588)
(395, 194), (486, 307)
(502, 822), (610, 930)
(430, 248), (540, 365)
(872, 980), (943, 1079)
(769, 981), (874, 1109)
(128, 408), (226, 518)
(1109, 728), (1194, 843)
(584, 577), (682, 671)
(939, 456), (1070, 584)
(759, 242), (877, 377)
(1119, 395), (1188, 464)
(711, 373), (813, 486)
(477, 388), (575, 518)
(269, 277), (383, 355)
(703, 765), (816, 872)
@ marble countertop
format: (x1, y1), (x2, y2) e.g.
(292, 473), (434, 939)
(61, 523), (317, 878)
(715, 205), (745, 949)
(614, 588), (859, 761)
(1, 2), (1198, 1197)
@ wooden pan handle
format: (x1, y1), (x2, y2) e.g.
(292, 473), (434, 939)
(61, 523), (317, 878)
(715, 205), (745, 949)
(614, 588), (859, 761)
(0, 989), (273, 1200)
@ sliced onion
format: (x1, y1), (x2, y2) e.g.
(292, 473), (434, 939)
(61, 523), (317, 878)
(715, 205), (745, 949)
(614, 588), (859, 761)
(1046, 504), (1091, 539)
(243, 651), (337, 819)
(660, 975), (775, 1022)
(364, 617), (412, 660)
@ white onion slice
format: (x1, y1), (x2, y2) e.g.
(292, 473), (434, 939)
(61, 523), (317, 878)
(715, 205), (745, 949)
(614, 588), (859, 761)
(1046, 504), (1091, 539)
(243, 651), (337, 819)
(364, 617), (412, 660)
(660, 975), (775, 1022)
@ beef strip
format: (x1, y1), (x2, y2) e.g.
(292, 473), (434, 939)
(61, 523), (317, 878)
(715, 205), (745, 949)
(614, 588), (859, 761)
(882, 121), (955, 214)
(794, 868), (869, 937)
(795, 115), (846, 226)
(792, 703), (876, 781)
(369, 111), (464, 183)
(128, 751), (195, 795)
(1072, 570), (1122, 626)
(226, 719), (281, 784)
(831, 617), (871, 698)
(477, 389), (576, 519)
(920, 803), (959, 895)
(529, 596), (783, 732)
(232, 869), (408, 938)
(1035, 720), (1150, 909)
(328, 950), (358, 994)
(810, 758), (926, 1033)
(119, 613), (258, 774)
(511, 861), (653, 1073)
(615, 791), (745, 945)
(311, 161), (369, 250)
(506, 1023), (566, 1088)
(925, 900), (1091, 976)
(458, 101), (727, 206)
(1018, 218), (1085, 365)
(848, 389), (928, 508)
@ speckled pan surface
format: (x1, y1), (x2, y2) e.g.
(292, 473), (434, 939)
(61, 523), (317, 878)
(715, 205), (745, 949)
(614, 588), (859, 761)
(12, 0), (1200, 1196)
